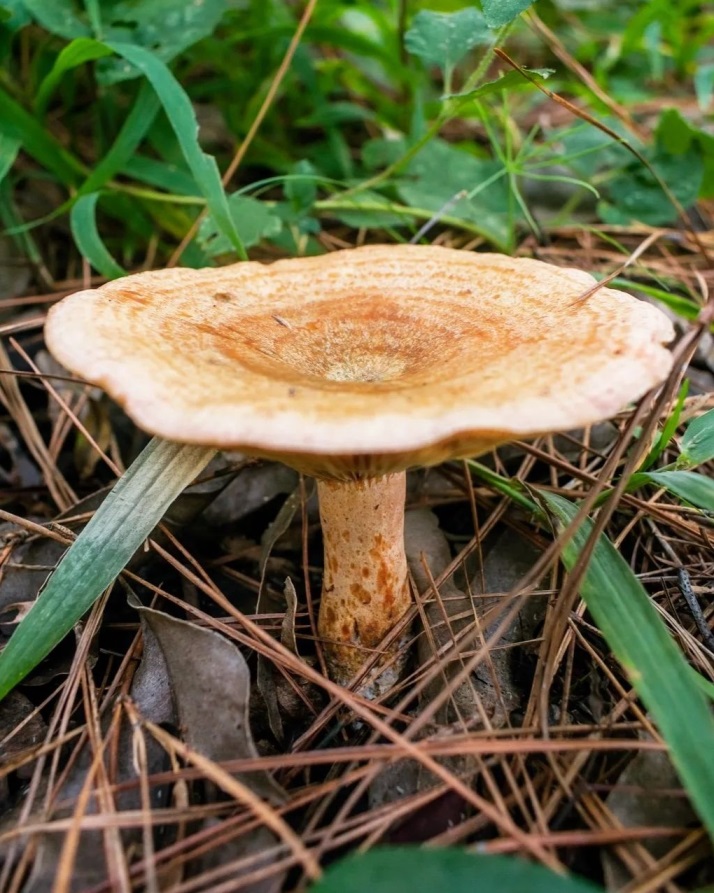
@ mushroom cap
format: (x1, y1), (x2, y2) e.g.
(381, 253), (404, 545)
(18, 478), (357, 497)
(45, 244), (674, 479)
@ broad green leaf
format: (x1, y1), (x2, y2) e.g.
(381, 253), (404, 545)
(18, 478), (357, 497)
(556, 120), (633, 180)
(105, 40), (247, 259)
(656, 107), (697, 155)
(70, 193), (126, 279)
(678, 408), (714, 468)
(111, 0), (227, 54)
(630, 470), (714, 513)
(308, 848), (601, 893)
(448, 67), (553, 99)
(362, 136), (409, 172)
(602, 119), (706, 226)
(198, 194), (282, 256)
(24, 0), (229, 82)
(397, 140), (511, 249)
(0, 439), (216, 701)
(654, 108), (714, 199)
(0, 0), (31, 30)
(541, 492), (714, 839)
(22, 0), (89, 39)
(404, 9), (490, 76)
(482, 0), (538, 27)
(98, 0), (229, 84)
(35, 37), (113, 114)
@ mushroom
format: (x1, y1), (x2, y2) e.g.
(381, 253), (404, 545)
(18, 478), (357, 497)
(44, 245), (674, 694)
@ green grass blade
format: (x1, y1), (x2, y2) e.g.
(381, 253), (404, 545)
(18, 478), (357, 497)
(0, 133), (21, 184)
(119, 154), (198, 197)
(29, 37), (245, 259)
(35, 40), (161, 198)
(448, 67), (553, 100)
(540, 491), (714, 839)
(612, 278), (700, 319)
(640, 378), (688, 471)
(70, 192), (126, 278)
(79, 82), (161, 195)
(634, 470), (714, 512)
(0, 88), (84, 184)
(0, 439), (215, 700)
(35, 37), (113, 114)
(679, 408), (714, 468)
(467, 459), (539, 513)
(692, 670), (714, 701)
(105, 40), (247, 260)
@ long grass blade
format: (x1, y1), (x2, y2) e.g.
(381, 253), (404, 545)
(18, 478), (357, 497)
(35, 37), (113, 113)
(0, 134), (22, 185)
(540, 491), (714, 839)
(0, 439), (215, 700)
(629, 469), (714, 512)
(70, 192), (126, 278)
(79, 82), (161, 197)
(106, 40), (247, 260)
(35, 38), (162, 197)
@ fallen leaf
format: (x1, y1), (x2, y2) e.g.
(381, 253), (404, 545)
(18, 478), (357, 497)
(407, 508), (484, 725)
(135, 600), (288, 893)
(602, 742), (700, 890)
(203, 462), (298, 526)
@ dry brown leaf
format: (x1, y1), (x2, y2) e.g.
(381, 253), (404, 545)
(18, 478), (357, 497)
(135, 601), (288, 893)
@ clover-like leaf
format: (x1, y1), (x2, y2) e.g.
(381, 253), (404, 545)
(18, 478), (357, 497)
(199, 193), (282, 256)
(482, 0), (538, 27)
(404, 8), (490, 79)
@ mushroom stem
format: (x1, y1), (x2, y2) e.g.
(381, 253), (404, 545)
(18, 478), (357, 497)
(317, 473), (412, 693)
